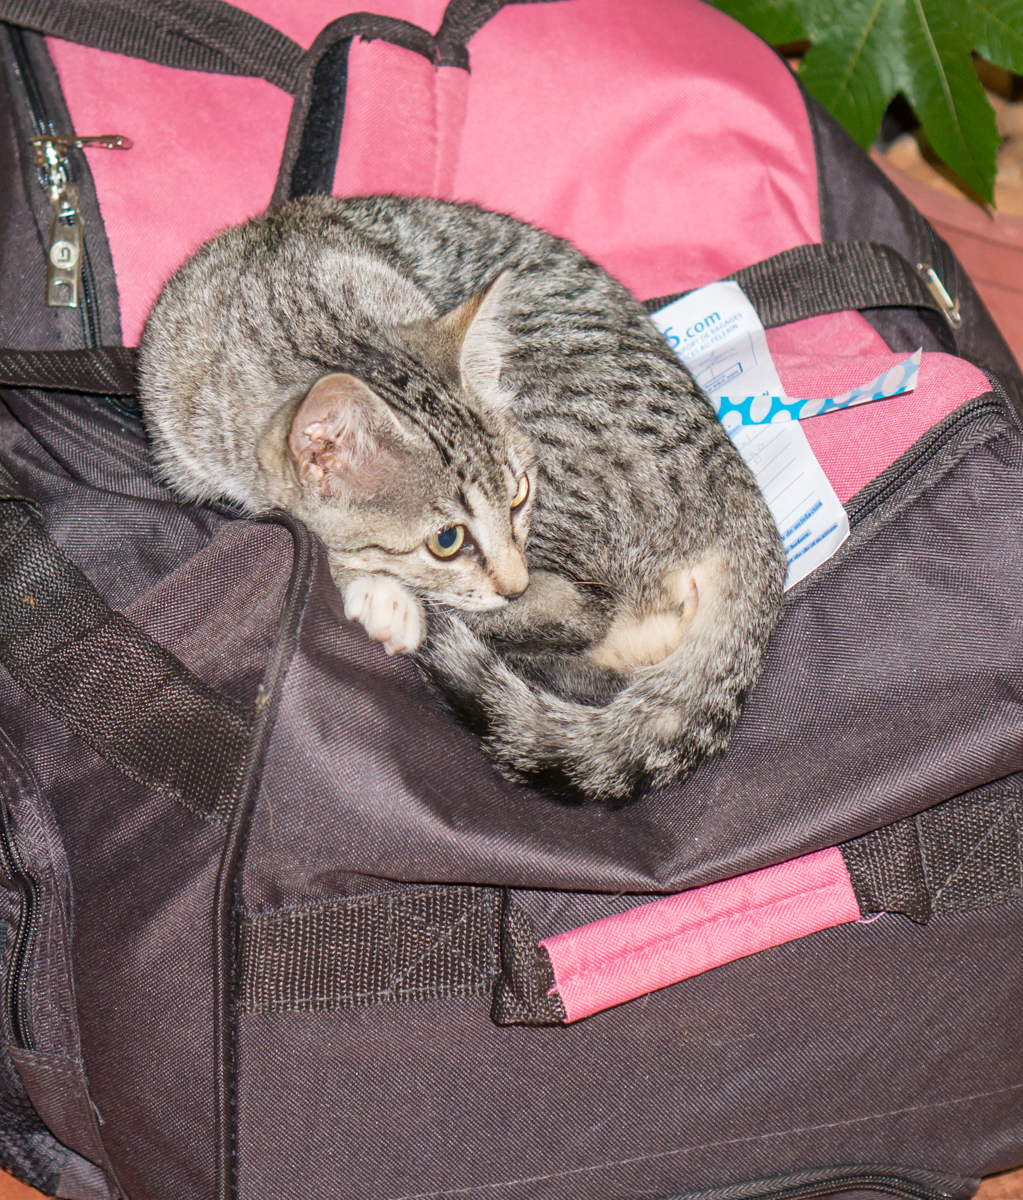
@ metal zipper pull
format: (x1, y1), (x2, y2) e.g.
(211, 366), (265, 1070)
(27, 135), (132, 309)
(916, 262), (962, 329)
(45, 179), (82, 308)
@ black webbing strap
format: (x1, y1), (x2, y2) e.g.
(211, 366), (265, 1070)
(237, 789), (1023, 1023)
(840, 788), (1023, 924)
(643, 242), (949, 329)
(238, 886), (566, 1023)
(0, 0), (304, 92)
(238, 886), (503, 1012)
(0, 244), (949, 397)
(0, 347), (138, 395)
(0, 498), (252, 820)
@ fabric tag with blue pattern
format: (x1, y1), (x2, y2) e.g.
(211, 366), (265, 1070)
(714, 349), (921, 428)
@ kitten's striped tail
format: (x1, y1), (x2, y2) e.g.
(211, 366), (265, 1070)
(418, 559), (783, 803)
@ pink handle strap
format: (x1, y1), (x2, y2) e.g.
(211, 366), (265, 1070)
(540, 847), (862, 1023)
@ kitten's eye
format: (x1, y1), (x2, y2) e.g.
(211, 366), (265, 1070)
(426, 525), (466, 559)
(511, 475), (530, 509)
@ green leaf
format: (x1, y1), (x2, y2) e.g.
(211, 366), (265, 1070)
(970, 0), (1023, 75)
(709, 0), (808, 46)
(795, 0), (904, 147)
(900, 0), (999, 201)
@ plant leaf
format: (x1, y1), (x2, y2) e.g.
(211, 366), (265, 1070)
(795, 0), (904, 147)
(900, 0), (999, 201)
(969, 0), (1023, 75)
(709, 0), (808, 46)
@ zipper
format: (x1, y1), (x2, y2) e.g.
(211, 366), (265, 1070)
(7, 28), (130, 346)
(0, 795), (38, 1051)
(694, 1174), (966, 1200)
(847, 394), (1004, 526)
(29, 135), (131, 313)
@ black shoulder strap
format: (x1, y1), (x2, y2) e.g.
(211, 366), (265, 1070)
(643, 241), (955, 330)
(0, 0), (549, 96)
(0, 489), (252, 820)
(0, 242), (963, 396)
(0, 0), (304, 92)
(0, 347), (137, 395)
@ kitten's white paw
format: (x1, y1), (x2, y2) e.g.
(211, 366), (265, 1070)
(343, 575), (424, 655)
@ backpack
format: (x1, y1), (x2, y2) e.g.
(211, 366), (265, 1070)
(0, 2), (1021, 1199)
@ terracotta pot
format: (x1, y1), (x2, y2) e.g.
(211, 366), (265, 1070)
(872, 149), (1023, 368)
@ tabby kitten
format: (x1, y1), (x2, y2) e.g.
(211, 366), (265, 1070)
(138, 194), (785, 802)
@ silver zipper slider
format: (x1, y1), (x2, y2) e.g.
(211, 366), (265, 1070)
(27, 135), (132, 309)
(916, 262), (962, 329)
(45, 180), (82, 308)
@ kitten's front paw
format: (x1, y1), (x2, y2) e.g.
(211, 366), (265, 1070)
(343, 575), (424, 655)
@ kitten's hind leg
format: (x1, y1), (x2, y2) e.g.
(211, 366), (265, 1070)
(343, 574), (424, 655)
(463, 570), (611, 651)
(588, 565), (704, 672)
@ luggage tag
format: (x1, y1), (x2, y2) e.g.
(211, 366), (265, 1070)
(651, 283), (918, 589)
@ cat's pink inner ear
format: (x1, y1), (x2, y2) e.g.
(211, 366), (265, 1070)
(287, 373), (391, 493)
(443, 272), (513, 406)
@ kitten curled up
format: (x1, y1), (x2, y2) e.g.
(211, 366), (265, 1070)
(139, 194), (785, 803)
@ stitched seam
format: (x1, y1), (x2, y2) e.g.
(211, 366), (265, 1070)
(550, 879), (854, 990)
(381, 1080), (1023, 1200)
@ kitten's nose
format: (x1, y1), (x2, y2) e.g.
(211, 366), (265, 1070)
(493, 553), (530, 599)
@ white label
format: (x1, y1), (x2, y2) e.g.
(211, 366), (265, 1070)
(650, 282), (849, 589)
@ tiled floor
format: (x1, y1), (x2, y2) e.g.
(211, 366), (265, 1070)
(0, 1166), (1020, 1200)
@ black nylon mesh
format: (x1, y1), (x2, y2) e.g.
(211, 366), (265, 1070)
(0, 503), (252, 820)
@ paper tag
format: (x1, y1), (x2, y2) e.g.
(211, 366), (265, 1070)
(650, 282), (849, 589)
(717, 348), (921, 425)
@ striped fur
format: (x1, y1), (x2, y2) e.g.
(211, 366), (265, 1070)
(139, 195), (785, 803)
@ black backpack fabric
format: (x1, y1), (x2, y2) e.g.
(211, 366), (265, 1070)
(0, 3), (1021, 1199)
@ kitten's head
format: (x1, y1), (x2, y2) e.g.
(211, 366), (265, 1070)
(272, 274), (535, 612)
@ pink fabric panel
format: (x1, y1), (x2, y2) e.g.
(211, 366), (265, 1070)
(332, 46), (469, 201)
(433, 67), (470, 200)
(766, 311), (890, 358)
(46, 0), (450, 344)
(541, 848), (860, 1023)
(46, 39), (293, 345)
(777, 351), (990, 503)
(452, 0), (821, 301)
(764, 315), (991, 501)
(333, 41), (440, 199)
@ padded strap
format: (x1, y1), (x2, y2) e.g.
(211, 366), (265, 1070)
(0, 0), (304, 92)
(643, 241), (950, 328)
(0, 347), (138, 395)
(0, 499), (252, 820)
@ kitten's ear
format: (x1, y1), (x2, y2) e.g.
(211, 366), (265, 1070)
(438, 271), (514, 408)
(287, 373), (404, 496)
